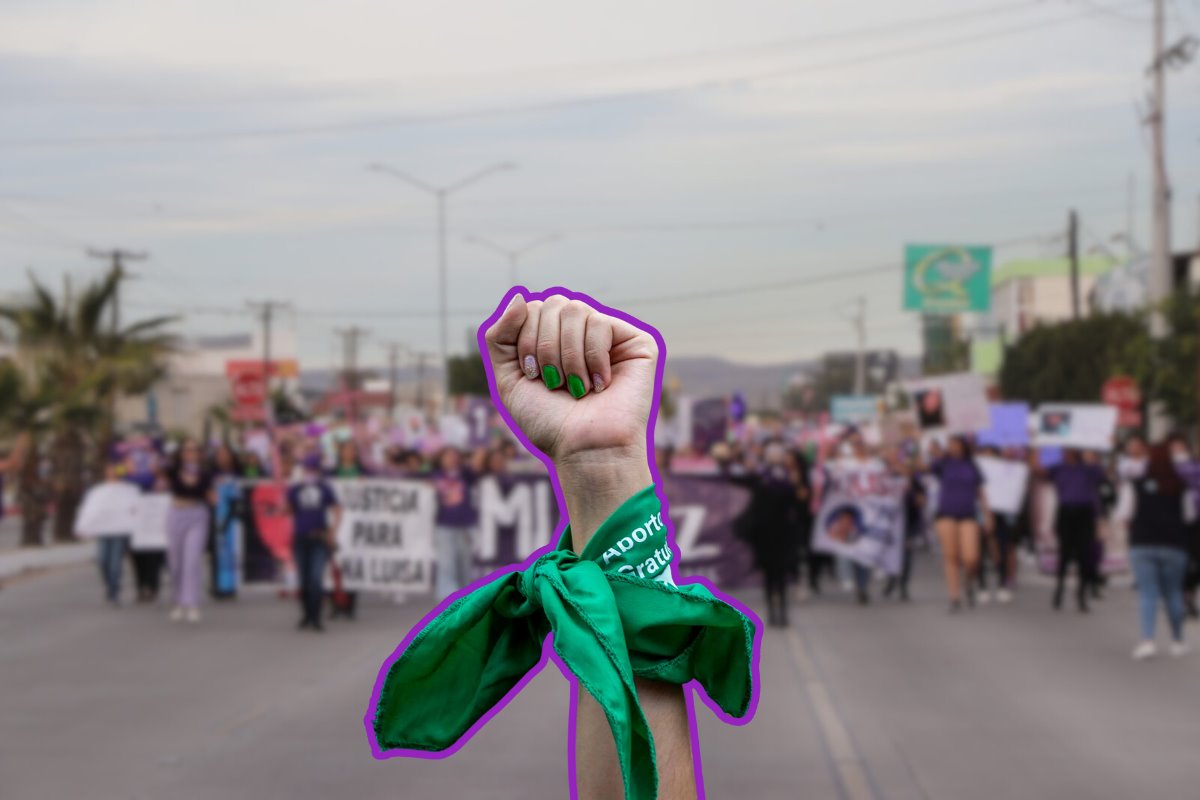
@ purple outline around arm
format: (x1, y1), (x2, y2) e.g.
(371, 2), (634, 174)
(360, 285), (764, 799)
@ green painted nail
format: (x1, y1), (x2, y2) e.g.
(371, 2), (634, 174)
(567, 374), (587, 399)
(542, 364), (562, 389)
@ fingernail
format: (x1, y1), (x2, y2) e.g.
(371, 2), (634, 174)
(522, 355), (538, 380)
(567, 374), (587, 399)
(591, 373), (605, 393)
(542, 364), (562, 389)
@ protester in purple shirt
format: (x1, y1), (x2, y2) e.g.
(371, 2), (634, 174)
(287, 455), (341, 632)
(928, 436), (987, 613)
(432, 447), (484, 601)
(1035, 449), (1107, 613)
(1167, 434), (1200, 619)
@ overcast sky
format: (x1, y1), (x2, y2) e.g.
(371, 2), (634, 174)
(2, 0), (1198, 370)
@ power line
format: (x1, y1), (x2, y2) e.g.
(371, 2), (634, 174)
(1, 2), (1143, 149)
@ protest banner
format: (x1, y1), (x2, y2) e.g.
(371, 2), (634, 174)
(976, 456), (1029, 515)
(904, 372), (989, 434)
(976, 403), (1030, 448)
(331, 479), (436, 592)
(476, 473), (561, 569)
(131, 493), (172, 551)
(1033, 404), (1118, 450)
(243, 482), (293, 582)
(689, 397), (729, 455)
(812, 487), (905, 575)
(74, 482), (142, 538)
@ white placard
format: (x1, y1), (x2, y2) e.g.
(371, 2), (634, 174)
(74, 482), (142, 539)
(132, 493), (172, 551)
(331, 479), (436, 592)
(976, 456), (1029, 515)
(904, 372), (990, 435)
(1033, 404), (1118, 451)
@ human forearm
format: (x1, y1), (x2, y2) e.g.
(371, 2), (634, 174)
(555, 446), (654, 555)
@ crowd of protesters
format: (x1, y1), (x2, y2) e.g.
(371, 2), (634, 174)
(691, 423), (1200, 661)
(67, 425), (526, 632)
(11, 405), (1199, 661)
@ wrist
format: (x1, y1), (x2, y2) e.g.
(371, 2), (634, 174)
(555, 447), (654, 554)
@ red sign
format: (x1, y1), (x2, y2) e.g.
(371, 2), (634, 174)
(225, 360), (299, 422)
(1102, 376), (1142, 428)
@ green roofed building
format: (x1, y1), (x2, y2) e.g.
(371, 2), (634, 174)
(970, 255), (1118, 380)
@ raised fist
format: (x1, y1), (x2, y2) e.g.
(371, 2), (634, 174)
(482, 290), (659, 467)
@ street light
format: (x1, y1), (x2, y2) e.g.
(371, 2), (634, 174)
(367, 161), (516, 411)
(463, 232), (561, 287)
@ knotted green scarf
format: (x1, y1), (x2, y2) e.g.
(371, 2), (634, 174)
(372, 485), (757, 800)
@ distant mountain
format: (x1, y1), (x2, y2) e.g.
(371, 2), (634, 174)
(299, 353), (922, 411)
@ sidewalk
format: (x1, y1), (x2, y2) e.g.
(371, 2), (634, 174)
(0, 517), (94, 582)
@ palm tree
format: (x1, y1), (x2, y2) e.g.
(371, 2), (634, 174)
(0, 267), (176, 545)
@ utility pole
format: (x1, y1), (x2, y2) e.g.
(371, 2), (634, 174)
(335, 327), (370, 424)
(1144, 0), (1198, 435)
(1068, 210), (1080, 320)
(367, 161), (515, 413)
(1148, 0), (1172, 334)
(380, 341), (406, 421)
(246, 301), (292, 429)
(87, 248), (147, 332)
(851, 296), (866, 395)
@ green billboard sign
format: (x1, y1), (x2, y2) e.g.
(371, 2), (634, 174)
(903, 244), (992, 314)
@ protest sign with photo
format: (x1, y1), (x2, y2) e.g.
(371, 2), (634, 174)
(975, 456), (1029, 515)
(904, 372), (989, 434)
(1033, 404), (1118, 451)
(812, 488), (905, 575)
(332, 479), (436, 592)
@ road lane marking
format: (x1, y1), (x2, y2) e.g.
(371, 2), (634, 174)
(784, 627), (877, 800)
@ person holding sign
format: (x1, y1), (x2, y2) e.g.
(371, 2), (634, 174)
(928, 436), (987, 613)
(288, 454), (342, 632)
(75, 458), (141, 605)
(368, 291), (758, 800)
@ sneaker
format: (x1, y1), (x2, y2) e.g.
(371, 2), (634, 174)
(996, 589), (1013, 604)
(185, 608), (202, 624)
(169, 606), (185, 622)
(978, 590), (993, 605)
(1169, 641), (1190, 658)
(1132, 641), (1158, 661)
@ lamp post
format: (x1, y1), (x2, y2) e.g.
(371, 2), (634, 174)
(463, 232), (560, 287)
(367, 161), (515, 410)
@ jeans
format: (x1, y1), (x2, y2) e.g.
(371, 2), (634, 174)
(97, 535), (128, 602)
(435, 525), (475, 601)
(293, 536), (330, 625)
(1129, 546), (1188, 642)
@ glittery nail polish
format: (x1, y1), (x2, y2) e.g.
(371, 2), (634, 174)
(591, 373), (605, 393)
(522, 355), (538, 380)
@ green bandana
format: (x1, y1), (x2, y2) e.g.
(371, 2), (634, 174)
(372, 484), (757, 800)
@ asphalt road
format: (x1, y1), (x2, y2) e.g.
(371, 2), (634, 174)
(2, 554), (1198, 800)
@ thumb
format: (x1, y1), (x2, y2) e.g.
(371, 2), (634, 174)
(483, 293), (527, 369)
